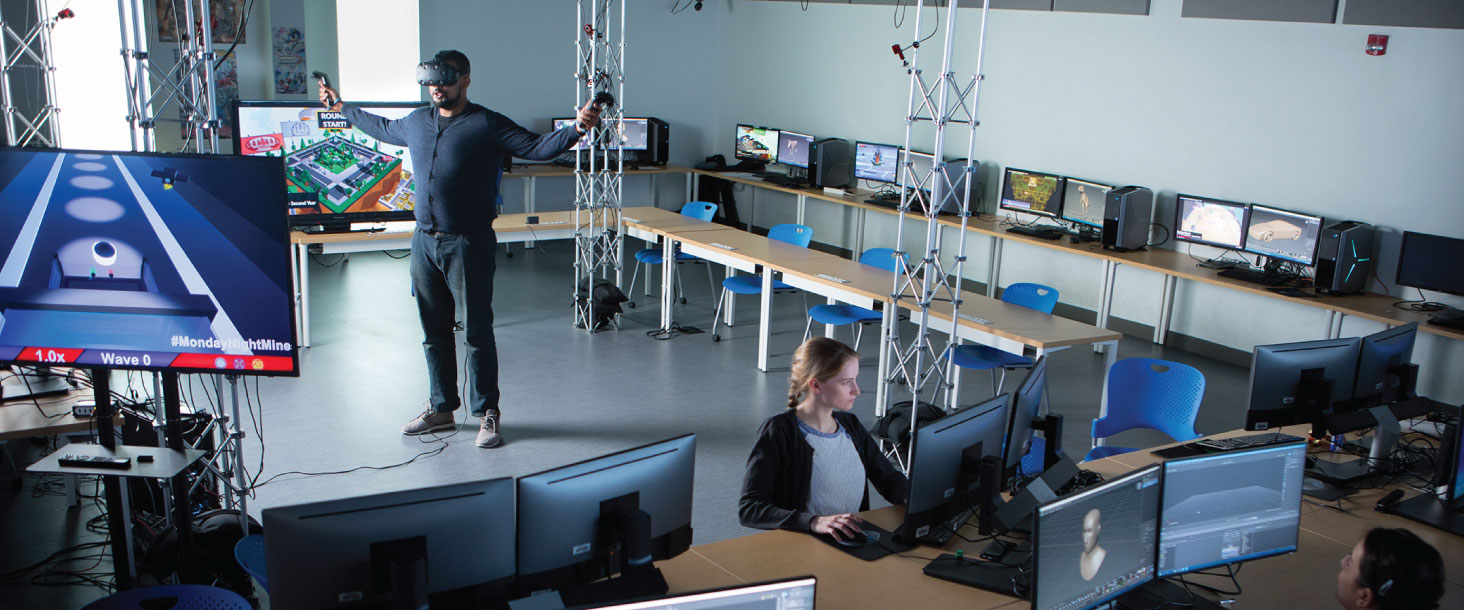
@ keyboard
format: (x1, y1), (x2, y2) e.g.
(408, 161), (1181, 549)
(1216, 267), (1288, 287)
(1427, 314), (1464, 332)
(918, 506), (976, 546)
(763, 175), (804, 188)
(1191, 432), (1305, 452)
(1005, 226), (1064, 240)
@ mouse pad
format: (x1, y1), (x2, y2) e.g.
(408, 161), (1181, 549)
(812, 522), (915, 561)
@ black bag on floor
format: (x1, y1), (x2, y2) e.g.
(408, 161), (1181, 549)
(873, 399), (944, 454)
(576, 278), (628, 330)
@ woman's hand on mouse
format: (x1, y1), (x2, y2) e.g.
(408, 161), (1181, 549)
(812, 513), (864, 541)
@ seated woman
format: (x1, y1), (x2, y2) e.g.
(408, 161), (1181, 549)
(738, 337), (908, 541)
(1335, 527), (1444, 610)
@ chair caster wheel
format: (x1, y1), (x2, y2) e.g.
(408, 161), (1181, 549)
(506, 251), (514, 259)
(627, 301), (636, 309)
(713, 334), (721, 342)
(679, 297), (688, 305)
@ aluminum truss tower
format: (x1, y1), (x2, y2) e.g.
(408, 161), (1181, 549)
(571, 0), (626, 331)
(117, 0), (222, 153)
(877, 0), (993, 469)
(0, 1), (69, 147)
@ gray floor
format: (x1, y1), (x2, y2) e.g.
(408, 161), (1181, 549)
(0, 237), (1250, 607)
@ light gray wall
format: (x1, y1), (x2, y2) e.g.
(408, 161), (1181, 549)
(146, 0), (276, 151)
(706, 1), (1464, 401)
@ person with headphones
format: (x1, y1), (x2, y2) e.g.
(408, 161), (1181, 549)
(319, 50), (601, 448)
(1335, 527), (1444, 610)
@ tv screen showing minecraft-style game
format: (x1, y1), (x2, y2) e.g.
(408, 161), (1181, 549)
(234, 101), (421, 225)
(0, 148), (299, 376)
(553, 117), (648, 152)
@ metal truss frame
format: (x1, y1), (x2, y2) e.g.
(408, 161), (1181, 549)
(877, 0), (993, 470)
(572, 0), (626, 332)
(117, 0), (222, 153)
(0, 0), (67, 147)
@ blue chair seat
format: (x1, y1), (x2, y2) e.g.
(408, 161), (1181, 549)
(1019, 436), (1046, 478)
(82, 584), (252, 610)
(1083, 445), (1138, 461)
(234, 534), (267, 591)
(1084, 358), (1205, 462)
(950, 344), (1033, 371)
(722, 275), (794, 295)
(808, 304), (880, 326)
(634, 248), (702, 265)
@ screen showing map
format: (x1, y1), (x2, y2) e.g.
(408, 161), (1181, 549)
(854, 141), (898, 184)
(1061, 179), (1112, 228)
(234, 101), (421, 225)
(1243, 204), (1323, 266)
(1175, 194), (1250, 250)
(1000, 168), (1065, 219)
(735, 124), (779, 163)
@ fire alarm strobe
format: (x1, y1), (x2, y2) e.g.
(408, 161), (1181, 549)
(1365, 34), (1388, 56)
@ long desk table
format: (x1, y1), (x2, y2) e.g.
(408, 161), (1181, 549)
(657, 425), (1464, 609)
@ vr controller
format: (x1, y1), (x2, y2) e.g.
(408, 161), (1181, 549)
(312, 71), (336, 107)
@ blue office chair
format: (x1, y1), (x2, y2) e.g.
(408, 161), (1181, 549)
(625, 202), (718, 308)
(801, 248), (902, 350)
(81, 585), (252, 610)
(1083, 358), (1205, 462)
(233, 534), (267, 592)
(711, 224), (813, 342)
(948, 282), (1060, 396)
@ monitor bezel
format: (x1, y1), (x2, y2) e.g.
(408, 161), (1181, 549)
(1003, 356), (1046, 480)
(1353, 321), (1418, 401)
(1032, 463), (1161, 610)
(998, 167), (1066, 220)
(776, 130), (814, 169)
(1243, 337), (1363, 431)
(1241, 203), (1324, 266)
(555, 117), (651, 152)
(569, 575), (817, 610)
(1154, 442), (1306, 578)
(1059, 177), (1115, 229)
(905, 393), (1011, 517)
(1173, 193), (1251, 251)
(1394, 231), (1464, 298)
(733, 124), (779, 164)
(852, 140), (900, 184)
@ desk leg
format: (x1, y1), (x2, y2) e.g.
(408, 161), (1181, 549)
(724, 266), (738, 326)
(1154, 275), (1177, 345)
(103, 476), (136, 589)
(689, 172), (697, 203)
(747, 188), (757, 232)
(297, 242), (311, 348)
(1094, 261), (1116, 354)
(875, 307), (894, 417)
(1094, 339), (1119, 448)
(824, 297), (837, 339)
(1327, 311), (1343, 339)
(758, 269), (773, 372)
(853, 208), (867, 261)
(796, 194), (806, 226)
(660, 238), (675, 331)
(987, 238), (1002, 297)
(525, 177), (537, 249)
(652, 174), (660, 208)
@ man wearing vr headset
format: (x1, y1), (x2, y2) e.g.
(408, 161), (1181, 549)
(318, 50), (601, 448)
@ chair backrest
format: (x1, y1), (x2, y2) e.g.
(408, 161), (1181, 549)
(82, 584), (252, 610)
(1001, 282), (1060, 314)
(1092, 358), (1205, 443)
(859, 247), (903, 272)
(768, 223), (813, 248)
(679, 201), (717, 222)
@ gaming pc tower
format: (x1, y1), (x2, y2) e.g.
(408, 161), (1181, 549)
(808, 138), (852, 189)
(640, 118), (670, 166)
(1315, 221), (1375, 295)
(1102, 186), (1152, 251)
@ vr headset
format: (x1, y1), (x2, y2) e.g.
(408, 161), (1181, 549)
(416, 51), (466, 87)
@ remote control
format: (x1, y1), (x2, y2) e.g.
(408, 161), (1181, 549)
(814, 273), (850, 284)
(957, 313), (993, 325)
(58, 454), (132, 470)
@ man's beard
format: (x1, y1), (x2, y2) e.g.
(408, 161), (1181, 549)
(433, 93), (458, 108)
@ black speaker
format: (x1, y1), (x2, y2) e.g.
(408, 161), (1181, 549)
(1102, 186), (1152, 251)
(808, 138), (852, 189)
(1315, 221), (1374, 294)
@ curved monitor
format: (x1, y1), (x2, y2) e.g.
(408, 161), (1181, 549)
(1033, 464), (1161, 610)
(1174, 194), (1249, 250)
(0, 147), (298, 376)
(999, 167), (1064, 219)
(902, 394), (1009, 540)
(1244, 337), (1361, 431)
(1061, 179), (1113, 229)
(1243, 204), (1323, 266)
(234, 101), (424, 227)
(517, 434), (696, 592)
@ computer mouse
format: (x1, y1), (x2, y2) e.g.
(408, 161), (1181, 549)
(836, 528), (871, 547)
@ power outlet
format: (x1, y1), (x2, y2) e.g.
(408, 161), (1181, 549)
(72, 400), (95, 418)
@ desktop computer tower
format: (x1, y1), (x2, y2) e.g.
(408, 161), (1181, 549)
(808, 138), (852, 189)
(643, 117), (669, 165)
(1102, 186), (1152, 251)
(1316, 221), (1375, 294)
(932, 159), (983, 215)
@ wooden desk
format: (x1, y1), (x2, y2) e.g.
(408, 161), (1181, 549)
(0, 386), (116, 443)
(621, 210), (741, 330)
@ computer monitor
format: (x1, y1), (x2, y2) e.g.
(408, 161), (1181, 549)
(999, 167), (1065, 219)
(575, 576), (817, 610)
(899, 150), (937, 194)
(900, 394), (1010, 541)
(555, 117), (650, 152)
(1354, 322), (1419, 405)
(1242, 204), (1323, 266)
(1060, 178), (1113, 229)
(853, 141), (898, 184)
(1156, 442), (1306, 578)
(1003, 356), (1047, 483)
(1395, 231), (1464, 298)
(262, 478), (516, 610)
(1032, 464), (1161, 610)
(233, 100), (422, 226)
(1174, 194), (1250, 250)
(1244, 337), (1362, 432)
(777, 130), (814, 169)
(517, 434), (696, 600)
(0, 147), (299, 376)
(734, 124), (779, 164)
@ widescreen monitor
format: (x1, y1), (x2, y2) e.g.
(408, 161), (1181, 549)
(1157, 443), (1305, 577)
(1060, 178), (1113, 229)
(1354, 322), (1418, 404)
(1004, 356), (1047, 482)
(1395, 231), (1464, 298)
(0, 148), (298, 376)
(517, 434), (696, 593)
(1033, 465), (1161, 610)
(777, 130), (814, 169)
(233, 101), (421, 225)
(1243, 204), (1323, 266)
(1174, 194), (1249, 250)
(555, 117), (649, 152)
(734, 124), (779, 164)
(853, 141), (898, 184)
(999, 167), (1065, 219)
(576, 576), (817, 610)
(901, 394), (1009, 541)
(1244, 337), (1362, 431)
(262, 478), (516, 610)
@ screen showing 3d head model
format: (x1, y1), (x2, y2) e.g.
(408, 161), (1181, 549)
(235, 102), (419, 219)
(0, 148), (298, 376)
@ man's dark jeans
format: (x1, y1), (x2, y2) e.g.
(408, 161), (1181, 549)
(411, 229), (498, 418)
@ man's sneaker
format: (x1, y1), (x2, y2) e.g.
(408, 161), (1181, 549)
(402, 409), (455, 436)
(477, 412), (503, 448)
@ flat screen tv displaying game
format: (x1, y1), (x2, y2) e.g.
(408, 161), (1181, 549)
(999, 167), (1065, 219)
(853, 141), (898, 184)
(233, 101), (423, 226)
(0, 147), (298, 376)
(734, 124), (779, 164)
(554, 117), (650, 152)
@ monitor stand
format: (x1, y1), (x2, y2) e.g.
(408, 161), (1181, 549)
(1308, 406), (1401, 485)
(1385, 493), (1464, 537)
(1117, 579), (1226, 610)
